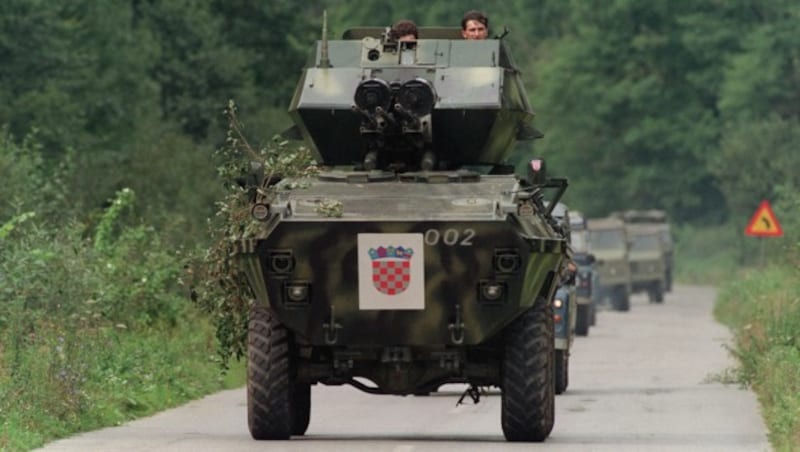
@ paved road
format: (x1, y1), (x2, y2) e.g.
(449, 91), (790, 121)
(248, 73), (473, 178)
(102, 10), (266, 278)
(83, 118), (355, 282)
(38, 285), (770, 451)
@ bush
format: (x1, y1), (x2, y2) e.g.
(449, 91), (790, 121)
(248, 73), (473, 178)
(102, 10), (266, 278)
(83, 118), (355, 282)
(0, 189), (241, 451)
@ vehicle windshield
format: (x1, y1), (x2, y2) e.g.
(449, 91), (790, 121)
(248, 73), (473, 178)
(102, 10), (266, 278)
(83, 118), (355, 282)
(571, 230), (589, 253)
(588, 229), (625, 250)
(631, 234), (660, 251)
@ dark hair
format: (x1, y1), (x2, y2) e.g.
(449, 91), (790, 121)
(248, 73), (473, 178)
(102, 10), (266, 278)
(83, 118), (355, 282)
(391, 20), (418, 40)
(461, 10), (489, 30)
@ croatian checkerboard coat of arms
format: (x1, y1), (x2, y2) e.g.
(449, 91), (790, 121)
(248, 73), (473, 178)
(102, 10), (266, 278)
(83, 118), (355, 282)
(370, 246), (412, 295)
(357, 233), (425, 310)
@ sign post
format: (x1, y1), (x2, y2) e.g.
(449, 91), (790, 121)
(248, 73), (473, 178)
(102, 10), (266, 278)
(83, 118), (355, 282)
(744, 200), (783, 267)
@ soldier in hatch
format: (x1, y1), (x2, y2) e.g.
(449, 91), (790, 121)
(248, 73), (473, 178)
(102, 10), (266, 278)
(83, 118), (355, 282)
(461, 10), (489, 39)
(391, 19), (418, 42)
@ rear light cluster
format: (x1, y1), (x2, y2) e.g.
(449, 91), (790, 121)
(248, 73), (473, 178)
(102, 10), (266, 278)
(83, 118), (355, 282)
(269, 251), (295, 274)
(478, 249), (521, 303)
(553, 294), (567, 333)
(479, 280), (507, 303)
(284, 282), (310, 306)
(267, 250), (310, 306)
(493, 249), (521, 274)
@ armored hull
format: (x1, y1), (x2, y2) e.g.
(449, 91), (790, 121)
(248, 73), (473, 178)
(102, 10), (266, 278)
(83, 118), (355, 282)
(238, 172), (565, 347)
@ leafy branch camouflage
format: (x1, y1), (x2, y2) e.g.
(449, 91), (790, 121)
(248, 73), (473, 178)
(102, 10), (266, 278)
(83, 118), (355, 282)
(193, 101), (318, 368)
(314, 199), (343, 218)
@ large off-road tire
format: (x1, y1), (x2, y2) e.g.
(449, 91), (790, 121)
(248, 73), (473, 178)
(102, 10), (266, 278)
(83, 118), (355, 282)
(501, 297), (555, 442)
(575, 304), (590, 336)
(554, 349), (569, 395)
(292, 382), (311, 436)
(611, 286), (630, 312)
(648, 282), (665, 304)
(248, 306), (294, 440)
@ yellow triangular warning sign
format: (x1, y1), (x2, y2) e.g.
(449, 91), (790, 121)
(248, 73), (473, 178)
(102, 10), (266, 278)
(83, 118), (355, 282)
(744, 201), (783, 237)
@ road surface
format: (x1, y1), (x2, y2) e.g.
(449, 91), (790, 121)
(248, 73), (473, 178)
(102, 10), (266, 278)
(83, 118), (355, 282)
(38, 285), (770, 451)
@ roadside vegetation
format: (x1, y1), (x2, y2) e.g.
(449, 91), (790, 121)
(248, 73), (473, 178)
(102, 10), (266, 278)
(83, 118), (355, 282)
(714, 191), (800, 451)
(1, 1), (798, 451)
(0, 136), (244, 450)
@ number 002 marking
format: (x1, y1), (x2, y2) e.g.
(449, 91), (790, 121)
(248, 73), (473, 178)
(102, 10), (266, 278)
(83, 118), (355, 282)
(424, 228), (475, 246)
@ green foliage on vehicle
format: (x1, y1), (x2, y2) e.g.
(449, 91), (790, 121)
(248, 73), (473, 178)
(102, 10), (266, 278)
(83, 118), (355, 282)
(191, 101), (317, 368)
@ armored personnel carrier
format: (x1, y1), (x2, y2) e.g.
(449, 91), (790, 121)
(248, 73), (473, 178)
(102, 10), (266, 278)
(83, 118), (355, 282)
(233, 25), (569, 442)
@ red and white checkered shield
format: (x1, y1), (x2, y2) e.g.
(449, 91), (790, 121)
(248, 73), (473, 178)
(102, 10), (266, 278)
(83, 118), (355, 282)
(371, 259), (411, 295)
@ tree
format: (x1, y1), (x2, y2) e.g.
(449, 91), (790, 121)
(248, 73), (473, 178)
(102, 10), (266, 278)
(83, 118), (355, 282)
(530, 0), (727, 222)
(0, 1), (158, 155)
(711, 1), (800, 221)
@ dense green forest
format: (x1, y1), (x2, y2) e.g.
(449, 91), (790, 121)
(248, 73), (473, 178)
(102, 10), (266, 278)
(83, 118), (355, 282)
(2, 0), (798, 231)
(2, 0), (799, 449)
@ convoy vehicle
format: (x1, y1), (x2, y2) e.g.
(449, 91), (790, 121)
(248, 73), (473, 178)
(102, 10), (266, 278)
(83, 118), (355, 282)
(233, 24), (570, 442)
(614, 210), (674, 291)
(550, 203), (576, 394)
(568, 211), (596, 334)
(552, 285), (575, 394)
(587, 217), (632, 311)
(626, 225), (667, 303)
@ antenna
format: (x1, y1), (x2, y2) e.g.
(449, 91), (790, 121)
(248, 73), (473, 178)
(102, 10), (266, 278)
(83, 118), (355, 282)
(319, 10), (331, 68)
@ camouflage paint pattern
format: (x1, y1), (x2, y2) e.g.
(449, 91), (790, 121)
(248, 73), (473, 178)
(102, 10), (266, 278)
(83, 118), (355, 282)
(236, 173), (566, 347)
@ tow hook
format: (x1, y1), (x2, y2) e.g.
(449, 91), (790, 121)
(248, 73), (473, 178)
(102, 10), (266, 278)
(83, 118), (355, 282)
(448, 303), (465, 344)
(323, 304), (342, 345)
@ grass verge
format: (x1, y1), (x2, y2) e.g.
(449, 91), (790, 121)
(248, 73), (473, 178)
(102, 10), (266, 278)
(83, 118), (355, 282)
(715, 264), (800, 451)
(0, 312), (246, 451)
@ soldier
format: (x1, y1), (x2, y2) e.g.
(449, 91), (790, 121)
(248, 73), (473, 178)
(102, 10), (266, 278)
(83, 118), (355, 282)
(391, 19), (418, 42)
(461, 10), (489, 39)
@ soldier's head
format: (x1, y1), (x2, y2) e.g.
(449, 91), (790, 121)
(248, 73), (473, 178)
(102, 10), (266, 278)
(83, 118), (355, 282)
(391, 20), (418, 42)
(461, 10), (489, 40)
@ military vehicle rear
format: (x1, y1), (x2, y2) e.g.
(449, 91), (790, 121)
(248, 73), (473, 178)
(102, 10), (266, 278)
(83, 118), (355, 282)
(549, 203), (576, 395)
(568, 210), (596, 334)
(625, 224), (667, 303)
(615, 210), (674, 291)
(587, 216), (632, 311)
(234, 24), (569, 442)
(552, 285), (575, 394)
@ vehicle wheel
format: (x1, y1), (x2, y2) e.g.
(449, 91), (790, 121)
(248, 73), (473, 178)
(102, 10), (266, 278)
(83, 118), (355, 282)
(611, 286), (630, 312)
(575, 304), (590, 336)
(501, 296), (554, 442)
(554, 349), (569, 394)
(248, 306), (294, 440)
(292, 382), (311, 436)
(649, 282), (665, 304)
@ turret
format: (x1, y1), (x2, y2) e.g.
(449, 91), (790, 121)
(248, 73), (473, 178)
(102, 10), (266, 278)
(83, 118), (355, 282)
(287, 26), (540, 171)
